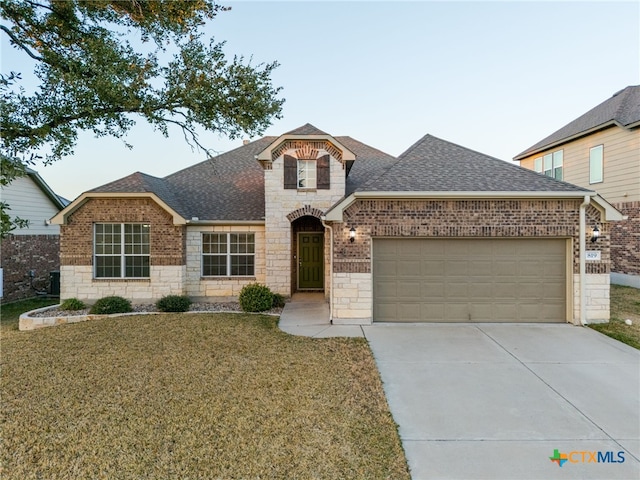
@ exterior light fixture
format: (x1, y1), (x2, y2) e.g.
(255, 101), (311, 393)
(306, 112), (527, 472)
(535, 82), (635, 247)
(349, 227), (356, 243)
(590, 226), (600, 243)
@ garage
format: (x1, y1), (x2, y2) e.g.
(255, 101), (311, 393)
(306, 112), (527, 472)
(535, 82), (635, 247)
(373, 238), (567, 323)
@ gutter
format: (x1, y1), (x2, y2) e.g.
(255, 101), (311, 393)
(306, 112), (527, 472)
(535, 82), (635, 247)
(321, 216), (333, 323)
(579, 195), (590, 326)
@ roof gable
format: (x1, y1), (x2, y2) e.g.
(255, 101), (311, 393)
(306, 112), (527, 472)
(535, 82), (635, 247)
(283, 123), (330, 136)
(515, 85), (640, 159)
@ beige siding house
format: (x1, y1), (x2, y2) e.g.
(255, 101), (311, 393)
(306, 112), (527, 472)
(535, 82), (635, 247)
(515, 86), (640, 287)
(53, 124), (623, 324)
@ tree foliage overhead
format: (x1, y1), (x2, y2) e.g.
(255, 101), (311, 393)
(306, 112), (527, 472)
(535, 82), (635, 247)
(1, 0), (284, 166)
(0, 0), (284, 237)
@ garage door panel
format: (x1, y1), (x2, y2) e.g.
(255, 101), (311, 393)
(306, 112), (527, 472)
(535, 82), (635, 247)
(493, 303), (518, 321)
(398, 281), (421, 298)
(422, 260), (445, 275)
(376, 259), (398, 276)
(375, 280), (397, 299)
(471, 304), (493, 321)
(492, 282), (519, 299)
(445, 242), (471, 255)
(421, 303), (445, 320)
(518, 260), (545, 277)
(468, 260), (492, 276)
(373, 238), (566, 323)
(445, 260), (469, 276)
(544, 261), (566, 276)
(495, 260), (518, 276)
(422, 282), (445, 299)
(399, 303), (421, 321)
(398, 261), (421, 276)
(468, 282), (492, 299)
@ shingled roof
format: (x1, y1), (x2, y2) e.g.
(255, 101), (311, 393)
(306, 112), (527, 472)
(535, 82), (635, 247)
(361, 134), (590, 193)
(85, 125), (592, 222)
(514, 85), (640, 159)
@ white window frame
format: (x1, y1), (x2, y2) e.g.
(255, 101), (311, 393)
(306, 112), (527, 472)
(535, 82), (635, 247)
(202, 233), (255, 277)
(297, 159), (316, 189)
(534, 157), (543, 173)
(590, 145), (604, 184)
(94, 223), (150, 279)
(540, 150), (563, 180)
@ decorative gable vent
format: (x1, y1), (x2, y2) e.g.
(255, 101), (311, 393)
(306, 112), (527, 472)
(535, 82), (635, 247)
(271, 140), (343, 163)
(295, 144), (318, 160)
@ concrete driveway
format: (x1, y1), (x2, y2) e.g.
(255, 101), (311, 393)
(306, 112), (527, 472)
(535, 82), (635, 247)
(362, 323), (640, 480)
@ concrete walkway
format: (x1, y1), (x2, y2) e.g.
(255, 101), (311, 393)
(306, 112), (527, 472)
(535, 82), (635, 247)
(278, 293), (364, 338)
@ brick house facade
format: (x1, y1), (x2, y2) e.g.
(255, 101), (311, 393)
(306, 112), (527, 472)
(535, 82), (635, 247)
(53, 125), (623, 324)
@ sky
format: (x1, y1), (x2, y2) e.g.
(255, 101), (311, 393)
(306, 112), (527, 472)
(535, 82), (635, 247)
(2, 1), (639, 201)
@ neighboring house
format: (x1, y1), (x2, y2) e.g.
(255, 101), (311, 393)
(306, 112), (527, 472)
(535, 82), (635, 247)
(514, 85), (640, 288)
(52, 124), (623, 324)
(0, 167), (67, 302)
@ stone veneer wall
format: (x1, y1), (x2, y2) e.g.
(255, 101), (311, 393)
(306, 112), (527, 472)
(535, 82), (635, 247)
(573, 274), (610, 323)
(331, 199), (610, 324)
(185, 225), (266, 300)
(610, 201), (639, 282)
(59, 197), (185, 302)
(0, 234), (60, 302)
(263, 149), (346, 295)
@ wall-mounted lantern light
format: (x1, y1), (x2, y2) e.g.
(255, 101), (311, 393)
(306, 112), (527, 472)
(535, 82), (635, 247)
(349, 227), (356, 243)
(590, 226), (600, 243)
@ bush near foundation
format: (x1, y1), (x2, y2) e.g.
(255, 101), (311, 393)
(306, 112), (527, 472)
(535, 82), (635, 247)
(239, 283), (273, 312)
(156, 295), (191, 313)
(60, 298), (86, 311)
(89, 296), (132, 315)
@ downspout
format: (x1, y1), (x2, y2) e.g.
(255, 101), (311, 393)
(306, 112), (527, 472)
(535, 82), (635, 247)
(321, 217), (333, 323)
(579, 195), (590, 326)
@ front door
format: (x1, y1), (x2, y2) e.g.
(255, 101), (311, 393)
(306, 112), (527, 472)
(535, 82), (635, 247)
(298, 233), (324, 289)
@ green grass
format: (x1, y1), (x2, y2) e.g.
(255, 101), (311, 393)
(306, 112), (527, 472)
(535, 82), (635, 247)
(0, 297), (59, 331)
(1, 313), (410, 479)
(589, 285), (640, 350)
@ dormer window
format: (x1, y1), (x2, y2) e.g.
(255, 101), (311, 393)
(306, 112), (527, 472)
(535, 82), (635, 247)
(297, 160), (317, 189)
(284, 154), (330, 190)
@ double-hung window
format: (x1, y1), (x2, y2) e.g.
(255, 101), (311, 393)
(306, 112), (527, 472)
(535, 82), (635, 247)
(94, 223), (150, 278)
(534, 150), (563, 180)
(202, 233), (255, 276)
(590, 145), (604, 184)
(297, 160), (317, 189)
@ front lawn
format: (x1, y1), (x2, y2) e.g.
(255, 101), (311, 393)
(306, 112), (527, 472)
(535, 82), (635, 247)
(1, 313), (410, 479)
(589, 284), (640, 349)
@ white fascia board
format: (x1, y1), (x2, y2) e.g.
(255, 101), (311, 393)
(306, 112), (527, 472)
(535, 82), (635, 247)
(185, 220), (265, 226)
(323, 190), (595, 222)
(255, 134), (357, 162)
(49, 192), (187, 225)
(591, 194), (626, 221)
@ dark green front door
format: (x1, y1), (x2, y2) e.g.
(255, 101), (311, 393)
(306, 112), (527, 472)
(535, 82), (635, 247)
(298, 233), (324, 289)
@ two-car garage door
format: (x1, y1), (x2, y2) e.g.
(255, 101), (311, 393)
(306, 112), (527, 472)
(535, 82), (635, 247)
(373, 238), (567, 323)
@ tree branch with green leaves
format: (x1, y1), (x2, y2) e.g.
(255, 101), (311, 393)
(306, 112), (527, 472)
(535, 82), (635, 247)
(1, 0), (284, 237)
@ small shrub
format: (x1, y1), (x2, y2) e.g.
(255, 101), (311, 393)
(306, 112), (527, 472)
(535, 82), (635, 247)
(272, 293), (286, 309)
(239, 283), (273, 312)
(60, 298), (86, 311)
(89, 296), (132, 315)
(156, 295), (191, 313)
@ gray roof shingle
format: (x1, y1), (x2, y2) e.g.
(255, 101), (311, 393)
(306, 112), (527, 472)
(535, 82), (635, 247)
(284, 123), (330, 136)
(515, 85), (640, 159)
(85, 125), (590, 222)
(361, 134), (590, 193)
